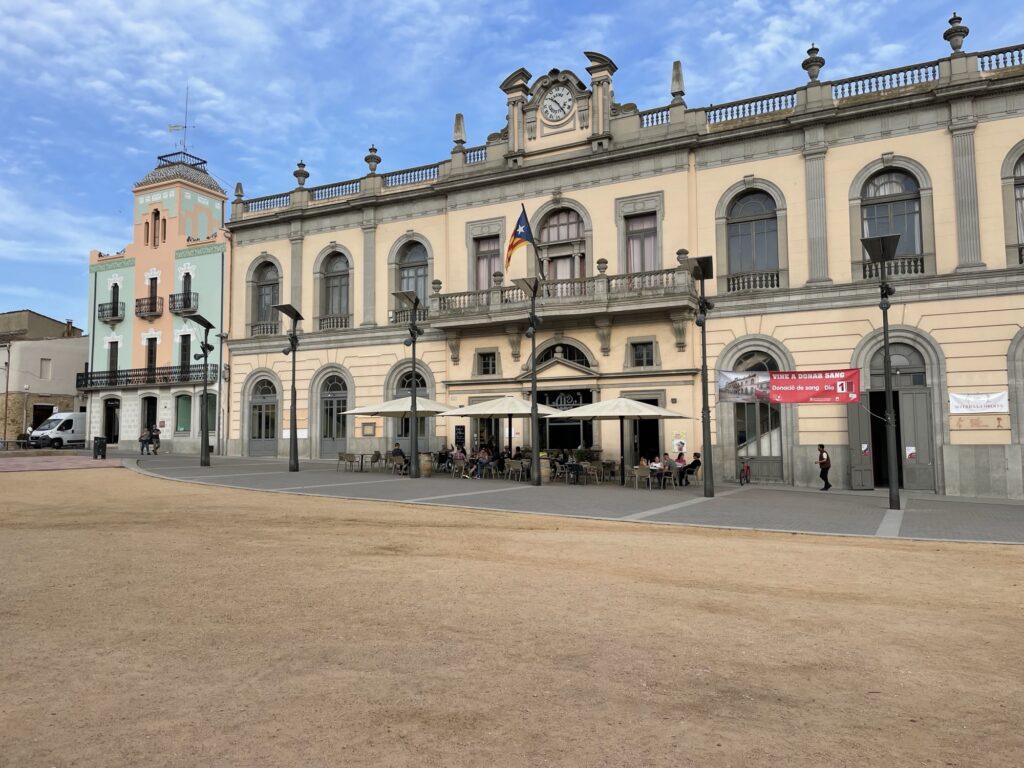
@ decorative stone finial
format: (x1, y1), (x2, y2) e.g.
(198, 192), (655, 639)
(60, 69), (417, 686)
(676, 248), (689, 266)
(596, 258), (608, 274)
(234, 182), (244, 201)
(670, 60), (686, 105)
(293, 160), (309, 187)
(364, 145), (381, 174)
(802, 44), (825, 81)
(491, 271), (504, 287)
(453, 113), (466, 149)
(431, 278), (442, 294)
(943, 12), (969, 53)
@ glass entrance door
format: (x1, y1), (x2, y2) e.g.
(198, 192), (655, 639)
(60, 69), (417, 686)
(319, 375), (348, 458)
(249, 379), (278, 457)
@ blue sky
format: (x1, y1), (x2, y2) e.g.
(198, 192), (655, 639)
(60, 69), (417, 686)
(1, 0), (1020, 331)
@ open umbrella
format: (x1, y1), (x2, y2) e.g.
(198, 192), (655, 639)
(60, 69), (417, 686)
(341, 395), (451, 416)
(549, 397), (688, 486)
(439, 395), (560, 451)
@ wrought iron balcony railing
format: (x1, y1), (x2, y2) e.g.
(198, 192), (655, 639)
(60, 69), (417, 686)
(317, 315), (351, 331)
(169, 292), (199, 314)
(98, 301), (125, 323)
(248, 320), (280, 336)
(77, 364), (219, 391)
(135, 296), (164, 318)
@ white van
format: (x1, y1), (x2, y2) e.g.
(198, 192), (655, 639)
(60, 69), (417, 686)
(29, 412), (87, 449)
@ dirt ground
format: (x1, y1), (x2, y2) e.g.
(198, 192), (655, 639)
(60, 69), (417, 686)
(1, 469), (1021, 767)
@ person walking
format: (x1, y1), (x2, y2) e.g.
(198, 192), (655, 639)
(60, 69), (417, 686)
(150, 425), (161, 455)
(138, 426), (151, 455)
(816, 444), (832, 491)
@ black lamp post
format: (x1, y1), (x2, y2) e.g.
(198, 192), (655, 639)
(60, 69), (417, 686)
(861, 234), (902, 511)
(512, 277), (542, 486)
(393, 291), (424, 478)
(273, 303), (303, 472)
(679, 249), (715, 498)
(188, 312), (215, 467)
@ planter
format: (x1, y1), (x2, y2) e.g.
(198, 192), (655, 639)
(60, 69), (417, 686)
(418, 452), (433, 478)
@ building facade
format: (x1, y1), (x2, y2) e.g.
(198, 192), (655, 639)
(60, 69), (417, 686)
(81, 152), (229, 453)
(1, 311), (86, 443)
(224, 16), (1024, 498)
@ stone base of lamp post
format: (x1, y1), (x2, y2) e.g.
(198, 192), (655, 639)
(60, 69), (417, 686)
(418, 453), (433, 478)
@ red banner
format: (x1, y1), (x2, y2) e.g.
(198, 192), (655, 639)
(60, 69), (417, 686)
(768, 369), (861, 404)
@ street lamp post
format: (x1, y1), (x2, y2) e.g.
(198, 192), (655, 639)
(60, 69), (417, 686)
(393, 291), (424, 478)
(273, 303), (304, 473)
(861, 234), (902, 511)
(679, 249), (716, 498)
(188, 313), (215, 467)
(512, 277), (542, 486)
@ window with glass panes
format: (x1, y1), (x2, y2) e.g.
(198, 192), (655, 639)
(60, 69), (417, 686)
(1014, 155), (1024, 251)
(175, 394), (192, 433)
(631, 342), (655, 367)
(255, 263), (280, 322)
(477, 352), (497, 375)
(727, 192), (779, 274)
(539, 209), (585, 280)
(733, 351), (782, 460)
(322, 253), (350, 318)
(398, 242), (429, 304)
(861, 171), (922, 257)
(475, 236), (501, 289)
(626, 213), (658, 273)
(396, 370), (427, 437)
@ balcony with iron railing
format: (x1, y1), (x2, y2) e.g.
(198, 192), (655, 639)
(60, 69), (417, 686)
(317, 315), (352, 331)
(248, 320), (280, 337)
(169, 292), (199, 315)
(135, 296), (163, 318)
(77, 364), (219, 391)
(98, 301), (125, 323)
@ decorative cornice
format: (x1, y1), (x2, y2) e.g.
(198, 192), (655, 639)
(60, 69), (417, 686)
(90, 258), (135, 273)
(174, 243), (225, 259)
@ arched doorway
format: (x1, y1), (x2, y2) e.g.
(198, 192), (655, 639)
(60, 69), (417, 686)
(141, 395), (158, 433)
(394, 370), (427, 454)
(319, 375), (348, 457)
(103, 398), (120, 444)
(733, 350), (783, 482)
(249, 379), (278, 457)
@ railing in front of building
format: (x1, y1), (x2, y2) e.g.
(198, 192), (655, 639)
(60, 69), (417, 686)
(383, 163), (441, 188)
(169, 292), (199, 314)
(135, 296), (163, 318)
(978, 44), (1024, 71)
(389, 307), (430, 324)
(464, 146), (487, 164)
(832, 59), (942, 101)
(244, 192), (291, 213)
(311, 179), (361, 201)
(707, 88), (798, 126)
(639, 106), (671, 127)
(77, 364), (219, 391)
(249, 320), (280, 336)
(317, 315), (351, 330)
(860, 256), (927, 280)
(727, 270), (781, 293)
(98, 301), (125, 322)
(435, 268), (686, 316)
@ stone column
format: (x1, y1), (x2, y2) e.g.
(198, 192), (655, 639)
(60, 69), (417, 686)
(288, 224), (304, 326)
(804, 127), (831, 284)
(950, 99), (984, 270)
(361, 211), (377, 327)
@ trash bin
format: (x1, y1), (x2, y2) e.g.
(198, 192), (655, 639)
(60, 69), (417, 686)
(93, 436), (107, 460)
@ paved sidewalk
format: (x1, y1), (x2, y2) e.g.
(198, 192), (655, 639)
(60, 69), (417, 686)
(0, 455), (122, 472)
(129, 455), (1024, 544)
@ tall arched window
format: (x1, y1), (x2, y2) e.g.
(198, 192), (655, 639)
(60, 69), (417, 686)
(319, 375), (348, 455)
(252, 262), (280, 335)
(537, 343), (591, 368)
(249, 378), (278, 456)
(321, 253), (350, 329)
(398, 242), (429, 305)
(861, 170), (922, 272)
(1014, 155), (1024, 264)
(726, 191), (779, 291)
(733, 350), (782, 481)
(538, 209), (585, 280)
(396, 370), (427, 440)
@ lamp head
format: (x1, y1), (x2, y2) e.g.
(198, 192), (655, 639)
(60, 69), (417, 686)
(189, 312), (214, 331)
(272, 303), (304, 322)
(282, 346), (292, 356)
(695, 313), (706, 328)
(524, 326), (535, 338)
(861, 234), (901, 264)
(403, 337), (413, 347)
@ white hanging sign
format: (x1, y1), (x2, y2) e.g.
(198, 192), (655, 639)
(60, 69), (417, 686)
(949, 392), (1008, 414)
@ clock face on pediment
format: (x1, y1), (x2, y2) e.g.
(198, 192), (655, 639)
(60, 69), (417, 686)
(540, 85), (575, 123)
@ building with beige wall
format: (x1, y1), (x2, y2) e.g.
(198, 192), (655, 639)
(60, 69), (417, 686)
(224, 15), (1024, 498)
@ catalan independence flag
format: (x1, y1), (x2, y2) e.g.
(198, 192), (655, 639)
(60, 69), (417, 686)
(504, 205), (535, 271)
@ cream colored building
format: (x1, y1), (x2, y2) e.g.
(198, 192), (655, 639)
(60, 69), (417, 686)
(224, 16), (1024, 498)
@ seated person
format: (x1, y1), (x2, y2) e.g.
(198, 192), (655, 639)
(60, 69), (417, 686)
(675, 452), (686, 466)
(391, 442), (409, 471)
(452, 444), (466, 461)
(512, 446), (523, 461)
(681, 452), (702, 485)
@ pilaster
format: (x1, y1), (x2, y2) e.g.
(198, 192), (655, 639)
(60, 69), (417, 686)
(950, 98), (984, 271)
(803, 126), (832, 284)
(361, 209), (378, 327)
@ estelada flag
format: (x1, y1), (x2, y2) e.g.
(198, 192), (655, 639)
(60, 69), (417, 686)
(504, 205), (535, 270)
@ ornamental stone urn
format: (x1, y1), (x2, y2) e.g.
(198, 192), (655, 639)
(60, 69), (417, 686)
(943, 13), (969, 53)
(802, 44), (825, 81)
(364, 145), (381, 174)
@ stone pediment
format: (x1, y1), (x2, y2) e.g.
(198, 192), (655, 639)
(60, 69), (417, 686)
(518, 357), (597, 382)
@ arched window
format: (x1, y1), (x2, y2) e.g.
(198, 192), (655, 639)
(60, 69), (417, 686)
(538, 209), (586, 280)
(1014, 155), (1024, 264)
(152, 210), (161, 247)
(254, 379), (277, 397)
(321, 253), (350, 329)
(111, 282), (119, 306)
(870, 342), (926, 389)
(396, 370), (427, 439)
(537, 343), (591, 368)
(320, 375), (348, 453)
(182, 272), (192, 296)
(252, 262), (280, 335)
(733, 350), (782, 480)
(398, 242), (428, 305)
(861, 170), (922, 259)
(726, 192), (779, 291)
(249, 378), (278, 456)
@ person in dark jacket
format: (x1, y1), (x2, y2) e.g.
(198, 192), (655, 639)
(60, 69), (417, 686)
(816, 444), (832, 490)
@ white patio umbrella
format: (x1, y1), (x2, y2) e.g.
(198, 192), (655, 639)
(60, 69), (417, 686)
(439, 395), (561, 451)
(549, 397), (688, 486)
(341, 395), (452, 416)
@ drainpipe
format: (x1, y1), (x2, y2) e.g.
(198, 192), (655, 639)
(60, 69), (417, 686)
(2, 343), (10, 446)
